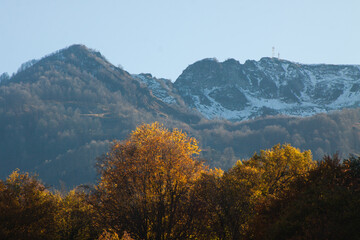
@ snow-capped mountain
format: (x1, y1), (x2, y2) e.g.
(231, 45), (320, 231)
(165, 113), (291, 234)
(168, 57), (360, 121)
(2, 44), (360, 186)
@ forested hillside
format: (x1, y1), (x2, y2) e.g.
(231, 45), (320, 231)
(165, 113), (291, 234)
(1, 45), (359, 187)
(195, 109), (360, 169)
(0, 45), (201, 186)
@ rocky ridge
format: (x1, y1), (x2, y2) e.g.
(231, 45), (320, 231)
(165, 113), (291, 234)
(159, 57), (360, 121)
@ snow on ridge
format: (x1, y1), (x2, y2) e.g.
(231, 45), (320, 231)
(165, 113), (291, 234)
(132, 74), (177, 104)
(142, 58), (360, 121)
(282, 63), (290, 72)
(186, 68), (360, 121)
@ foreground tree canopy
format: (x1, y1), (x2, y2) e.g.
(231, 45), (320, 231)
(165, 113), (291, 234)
(193, 144), (315, 240)
(0, 170), (98, 240)
(0, 170), (58, 239)
(1, 122), (359, 239)
(94, 122), (207, 240)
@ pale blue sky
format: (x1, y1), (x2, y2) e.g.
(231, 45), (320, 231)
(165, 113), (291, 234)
(1, 0), (359, 81)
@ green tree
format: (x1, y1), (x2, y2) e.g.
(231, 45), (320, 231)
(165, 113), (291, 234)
(94, 122), (207, 240)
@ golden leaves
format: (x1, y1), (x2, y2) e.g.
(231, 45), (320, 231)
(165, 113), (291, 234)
(95, 122), (207, 239)
(241, 143), (316, 199)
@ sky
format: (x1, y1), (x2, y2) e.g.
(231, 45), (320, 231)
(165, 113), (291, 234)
(1, 0), (360, 81)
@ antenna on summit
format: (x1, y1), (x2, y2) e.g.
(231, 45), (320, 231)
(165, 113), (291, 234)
(272, 46), (275, 58)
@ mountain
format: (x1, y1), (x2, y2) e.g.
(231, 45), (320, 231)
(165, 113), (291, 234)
(170, 57), (360, 121)
(1, 45), (360, 188)
(0, 44), (201, 187)
(9, 44), (199, 122)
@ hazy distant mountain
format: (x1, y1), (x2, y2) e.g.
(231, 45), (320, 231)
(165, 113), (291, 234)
(1, 44), (359, 187)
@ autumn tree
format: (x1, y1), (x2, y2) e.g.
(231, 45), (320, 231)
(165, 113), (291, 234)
(193, 165), (260, 240)
(93, 122), (207, 240)
(190, 169), (224, 239)
(0, 170), (59, 240)
(56, 189), (99, 240)
(252, 154), (360, 240)
(244, 143), (315, 199)
(195, 144), (315, 239)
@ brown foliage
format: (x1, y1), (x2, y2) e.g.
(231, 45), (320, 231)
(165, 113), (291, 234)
(0, 170), (58, 240)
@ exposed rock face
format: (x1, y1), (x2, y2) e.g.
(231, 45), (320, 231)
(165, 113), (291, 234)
(171, 57), (360, 121)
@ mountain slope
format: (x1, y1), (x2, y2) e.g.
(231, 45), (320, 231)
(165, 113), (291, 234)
(0, 44), (200, 187)
(172, 57), (360, 120)
(9, 44), (198, 120)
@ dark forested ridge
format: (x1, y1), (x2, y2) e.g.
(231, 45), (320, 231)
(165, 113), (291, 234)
(0, 45), (202, 187)
(1, 44), (360, 187)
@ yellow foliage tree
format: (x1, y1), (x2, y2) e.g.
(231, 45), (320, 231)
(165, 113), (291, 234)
(244, 143), (315, 198)
(56, 189), (99, 240)
(0, 170), (59, 240)
(194, 162), (262, 240)
(94, 122), (207, 240)
(194, 144), (315, 239)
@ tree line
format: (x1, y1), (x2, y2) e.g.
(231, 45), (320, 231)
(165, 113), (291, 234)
(1, 122), (359, 239)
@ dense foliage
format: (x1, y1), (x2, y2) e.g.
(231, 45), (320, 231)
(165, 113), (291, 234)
(94, 123), (206, 239)
(1, 123), (359, 239)
(0, 170), (99, 240)
(251, 154), (360, 240)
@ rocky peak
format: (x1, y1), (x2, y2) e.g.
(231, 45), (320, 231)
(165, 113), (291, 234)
(175, 58), (225, 89)
(172, 57), (360, 121)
